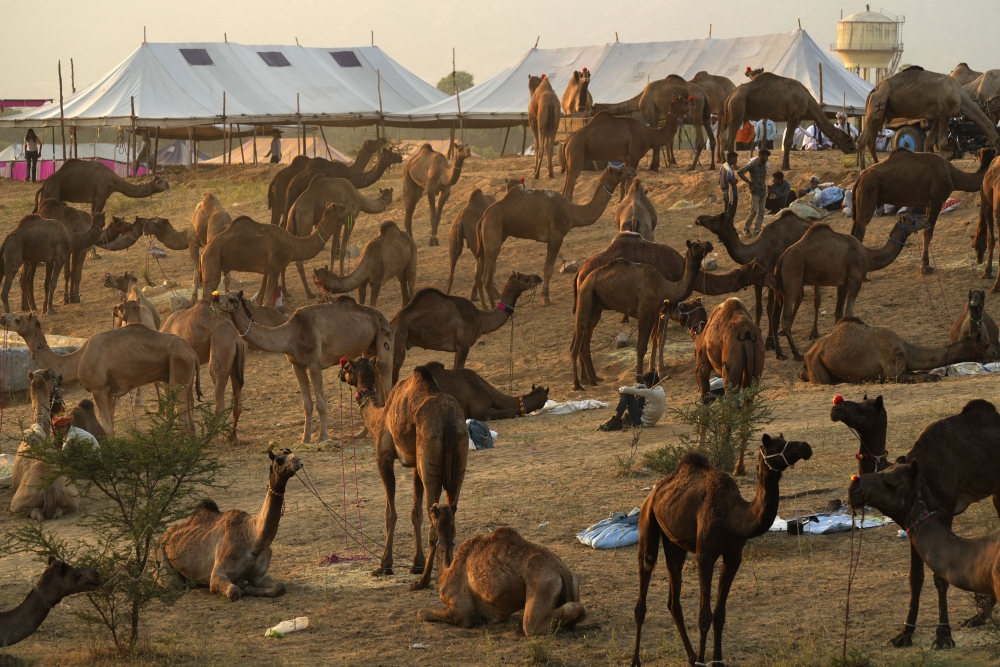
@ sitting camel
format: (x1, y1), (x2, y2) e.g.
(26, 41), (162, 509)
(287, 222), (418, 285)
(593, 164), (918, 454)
(831, 394), (890, 475)
(214, 290), (392, 444)
(851, 148), (994, 274)
(33, 158), (168, 214)
(390, 271), (542, 384)
(402, 143), (472, 247)
(799, 317), (977, 384)
(772, 215), (924, 361)
(974, 153), (1000, 290)
(475, 165), (633, 306)
(310, 220), (415, 307)
(693, 298), (765, 475)
(158, 448), (301, 601)
(848, 398), (1000, 647)
(631, 434), (812, 666)
(615, 179), (657, 240)
(446, 179), (523, 296)
(35, 198), (104, 304)
(949, 289), (1000, 361)
(528, 74), (562, 179)
(339, 357), (468, 591)
(422, 361), (549, 420)
(103, 270), (160, 329)
(0, 313), (201, 435)
(418, 503), (585, 636)
(0, 557), (100, 646)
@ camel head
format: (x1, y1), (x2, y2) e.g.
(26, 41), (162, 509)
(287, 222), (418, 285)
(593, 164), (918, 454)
(674, 297), (708, 334)
(507, 178), (526, 193)
(501, 271), (543, 299)
(360, 137), (388, 155)
(113, 299), (144, 328)
(977, 147), (997, 170)
(28, 368), (64, 415)
(668, 94), (695, 123)
(317, 203), (350, 235)
(149, 175), (170, 193)
(91, 211), (107, 230)
(528, 74), (544, 92)
(312, 266), (335, 292)
(267, 447), (302, 490)
(759, 433), (812, 472)
(745, 67), (764, 80)
(848, 458), (935, 526)
(526, 383), (549, 406)
(740, 259), (777, 290)
(0, 312), (44, 339)
(103, 270), (137, 294)
(338, 356), (378, 392)
(599, 164), (636, 191)
(378, 188), (393, 208)
(39, 557), (101, 600)
(215, 290), (252, 319)
(968, 289), (986, 320)
(377, 145), (404, 168)
(694, 210), (732, 233)
(427, 502), (457, 566)
(136, 216), (170, 238)
(452, 143), (472, 161)
(684, 239), (713, 266)
(831, 393), (888, 473)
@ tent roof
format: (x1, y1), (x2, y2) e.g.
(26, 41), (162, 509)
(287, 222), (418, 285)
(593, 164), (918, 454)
(384, 29), (874, 128)
(0, 42), (446, 129)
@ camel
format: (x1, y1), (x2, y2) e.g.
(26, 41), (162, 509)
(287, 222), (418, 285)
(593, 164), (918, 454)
(284, 172), (393, 285)
(417, 503), (585, 635)
(973, 154), (1000, 290)
(158, 448), (302, 601)
(214, 290), (392, 444)
(311, 220), (416, 307)
(33, 158), (168, 214)
(0, 312), (201, 435)
(772, 216), (924, 361)
(689, 71), (736, 160)
(570, 241), (710, 389)
(830, 394), (890, 475)
(561, 68), (593, 115)
(799, 317), (978, 384)
(161, 300), (247, 439)
(963, 70), (1000, 121)
(615, 179), (657, 240)
(723, 72), (856, 170)
(102, 271), (161, 330)
(649, 295), (710, 378)
(693, 298), (765, 474)
(851, 148), (994, 274)
(560, 108), (684, 200)
(390, 271), (542, 384)
(0, 557), (100, 646)
(950, 62), (983, 85)
(1, 214), (87, 314)
(422, 361), (549, 420)
(528, 74), (562, 179)
(268, 137), (384, 226)
(96, 215), (146, 251)
(35, 198), (103, 304)
(142, 213), (232, 303)
(848, 398), (1000, 647)
(10, 369), (80, 520)
(631, 434), (812, 666)
(858, 67), (1000, 166)
(189, 193), (234, 298)
(200, 205), (346, 306)
(339, 356), (468, 590)
(402, 143), (471, 246)
(949, 289), (1000, 361)
(476, 165), (633, 306)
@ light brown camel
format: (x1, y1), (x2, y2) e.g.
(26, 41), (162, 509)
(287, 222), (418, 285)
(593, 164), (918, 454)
(950, 62), (983, 85)
(650, 296), (709, 378)
(723, 72), (855, 170)
(857, 66), (1000, 166)
(417, 503), (585, 635)
(570, 241), (710, 389)
(200, 205), (345, 306)
(975, 154), (1000, 290)
(33, 158), (168, 214)
(422, 361), (549, 420)
(284, 172), (393, 285)
(214, 290), (392, 444)
(631, 434), (812, 666)
(476, 165), (633, 306)
(102, 270), (160, 329)
(339, 356), (468, 590)
(799, 316), (978, 384)
(161, 300), (247, 439)
(158, 449), (301, 601)
(689, 71), (736, 160)
(949, 289), (1000, 361)
(772, 216), (924, 361)
(141, 213), (234, 302)
(390, 271), (542, 384)
(561, 68), (593, 115)
(0, 558), (100, 646)
(851, 148), (994, 273)
(848, 398), (1000, 647)
(10, 369), (80, 520)
(0, 312), (201, 435)
(189, 193), (233, 298)
(311, 220), (416, 307)
(35, 198), (102, 304)
(528, 74), (562, 179)
(0, 214), (76, 314)
(402, 143), (472, 246)
(614, 179), (657, 240)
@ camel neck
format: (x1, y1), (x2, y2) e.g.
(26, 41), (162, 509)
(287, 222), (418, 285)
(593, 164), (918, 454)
(901, 338), (975, 371)
(735, 458), (783, 539)
(854, 419), (888, 474)
(354, 384), (386, 434)
(252, 476), (287, 555)
(351, 144), (379, 172)
(31, 397), (52, 436)
(694, 266), (742, 296)
(952, 164), (987, 192)
(351, 153), (396, 189)
(150, 221), (190, 250)
(227, 307), (290, 354)
(661, 251), (703, 303)
(907, 513), (996, 595)
(863, 222), (912, 271)
(474, 292), (522, 334)
(0, 583), (55, 646)
(290, 224), (331, 262)
(116, 179), (160, 199)
(712, 223), (758, 265)
(568, 179), (615, 228)
(20, 328), (81, 384)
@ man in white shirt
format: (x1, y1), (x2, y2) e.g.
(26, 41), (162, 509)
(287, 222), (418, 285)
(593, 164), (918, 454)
(598, 371), (666, 430)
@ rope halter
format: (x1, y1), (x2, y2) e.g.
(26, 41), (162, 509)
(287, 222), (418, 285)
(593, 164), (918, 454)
(889, 217), (920, 247)
(760, 440), (795, 471)
(355, 386), (377, 409)
(496, 300), (515, 314)
(517, 395), (526, 416)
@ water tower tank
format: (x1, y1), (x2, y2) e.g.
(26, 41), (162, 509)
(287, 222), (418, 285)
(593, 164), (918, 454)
(831, 6), (904, 83)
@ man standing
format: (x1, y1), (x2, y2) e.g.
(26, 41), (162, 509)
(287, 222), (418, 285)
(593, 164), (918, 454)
(265, 129), (282, 164)
(737, 148), (769, 236)
(719, 151), (739, 219)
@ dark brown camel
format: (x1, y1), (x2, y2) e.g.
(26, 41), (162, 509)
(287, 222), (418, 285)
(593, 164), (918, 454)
(830, 394), (890, 475)
(949, 289), (1000, 361)
(528, 74), (562, 179)
(0, 558), (100, 646)
(33, 158), (168, 213)
(973, 153), (1000, 289)
(422, 361), (549, 420)
(35, 198), (101, 304)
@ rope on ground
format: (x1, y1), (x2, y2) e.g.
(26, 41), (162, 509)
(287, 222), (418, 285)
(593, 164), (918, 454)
(842, 506), (865, 659)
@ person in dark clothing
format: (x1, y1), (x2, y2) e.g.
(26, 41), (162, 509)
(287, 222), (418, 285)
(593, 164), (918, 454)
(765, 171), (797, 213)
(719, 151), (739, 219)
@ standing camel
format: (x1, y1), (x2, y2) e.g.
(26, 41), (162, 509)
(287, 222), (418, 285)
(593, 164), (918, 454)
(631, 434), (812, 666)
(975, 153), (1000, 290)
(35, 199), (102, 304)
(476, 165), (633, 306)
(561, 68), (593, 115)
(528, 74), (562, 179)
(0, 558), (100, 646)
(950, 62), (983, 85)
(402, 143), (471, 246)
(445, 179), (524, 295)
(614, 179), (657, 240)
(33, 158), (168, 214)
(214, 291), (392, 444)
(311, 220), (416, 307)
(831, 394), (891, 475)
(339, 356), (468, 591)
(0, 214), (86, 314)
(689, 71), (736, 161)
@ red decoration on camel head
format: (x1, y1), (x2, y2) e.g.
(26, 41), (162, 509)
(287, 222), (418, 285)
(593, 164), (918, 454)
(833, 395), (844, 405)
(688, 95), (695, 101)
(541, 74), (546, 78)
(339, 357), (349, 367)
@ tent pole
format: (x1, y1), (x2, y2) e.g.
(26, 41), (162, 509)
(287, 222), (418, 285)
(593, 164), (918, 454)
(452, 48), (465, 145)
(239, 125), (246, 164)
(521, 123), (527, 155)
(319, 125), (335, 160)
(500, 126), (511, 156)
(188, 126), (194, 171)
(222, 92), (228, 165)
(152, 126), (160, 174)
(58, 61), (67, 162)
(129, 96), (137, 177)
(253, 126), (258, 164)
(377, 69), (384, 139)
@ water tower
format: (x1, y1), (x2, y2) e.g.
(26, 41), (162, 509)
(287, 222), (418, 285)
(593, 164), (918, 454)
(831, 5), (904, 83)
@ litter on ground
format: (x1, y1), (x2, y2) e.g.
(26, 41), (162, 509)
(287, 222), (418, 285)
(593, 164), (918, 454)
(577, 508), (640, 549)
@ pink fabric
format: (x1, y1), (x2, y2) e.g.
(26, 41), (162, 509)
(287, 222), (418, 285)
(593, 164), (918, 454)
(1, 159), (145, 181)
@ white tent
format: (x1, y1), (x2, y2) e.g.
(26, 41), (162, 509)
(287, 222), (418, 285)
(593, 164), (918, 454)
(0, 42), (446, 130)
(385, 29), (873, 128)
(203, 137), (348, 165)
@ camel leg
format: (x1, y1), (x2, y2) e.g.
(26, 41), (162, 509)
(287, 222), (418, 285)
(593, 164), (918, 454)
(373, 454), (397, 576)
(454, 346), (470, 370)
(92, 389), (116, 436)
(920, 211), (940, 274)
(541, 239), (563, 306)
(891, 545), (924, 647)
(632, 507), (658, 667)
(366, 280), (378, 307)
(242, 574), (285, 598)
(431, 190), (451, 247)
(409, 471), (426, 576)
(761, 286), (774, 349)
(522, 573), (569, 636)
(583, 318), (603, 385)
(291, 365), (314, 444)
(570, 330), (584, 390)
(293, 260), (315, 299)
(695, 352), (712, 403)
(308, 366), (329, 443)
(710, 550), (742, 664)
(209, 566), (242, 601)
(634, 316), (654, 383)
(695, 553), (719, 664)
(781, 120), (797, 171)
(769, 291), (785, 360)
(418, 599), (475, 628)
(412, 475), (445, 591)
(663, 540), (697, 664)
(809, 287), (822, 339)
(779, 289), (805, 362)
(402, 181), (421, 239)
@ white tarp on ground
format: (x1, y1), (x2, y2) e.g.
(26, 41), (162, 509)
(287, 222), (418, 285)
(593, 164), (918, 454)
(0, 42), (446, 129)
(386, 29), (873, 127)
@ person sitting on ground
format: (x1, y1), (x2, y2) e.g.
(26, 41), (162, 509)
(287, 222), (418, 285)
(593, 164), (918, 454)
(598, 371), (665, 431)
(833, 112), (859, 140)
(765, 171), (796, 213)
(799, 175), (821, 196)
(800, 124), (832, 151)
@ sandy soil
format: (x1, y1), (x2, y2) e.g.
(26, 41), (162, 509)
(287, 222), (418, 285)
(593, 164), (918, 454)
(2, 148), (1000, 665)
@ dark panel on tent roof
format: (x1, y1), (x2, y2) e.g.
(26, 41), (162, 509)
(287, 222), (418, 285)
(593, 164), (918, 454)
(330, 51), (361, 68)
(180, 48), (213, 66)
(258, 51), (291, 67)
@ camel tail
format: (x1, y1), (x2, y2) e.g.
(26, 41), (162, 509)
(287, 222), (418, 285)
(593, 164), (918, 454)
(974, 195), (992, 262)
(41, 483), (59, 520)
(232, 339), (246, 388)
(194, 363), (203, 402)
(446, 217), (464, 294)
(267, 181), (274, 211)
(736, 330), (758, 388)
(32, 187), (43, 213)
(441, 419), (462, 496)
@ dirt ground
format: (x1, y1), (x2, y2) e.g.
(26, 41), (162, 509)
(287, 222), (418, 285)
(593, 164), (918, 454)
(2, 147), (1000, 666)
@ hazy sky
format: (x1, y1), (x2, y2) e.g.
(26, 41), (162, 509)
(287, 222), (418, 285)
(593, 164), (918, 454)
(4, 1), (997, 100)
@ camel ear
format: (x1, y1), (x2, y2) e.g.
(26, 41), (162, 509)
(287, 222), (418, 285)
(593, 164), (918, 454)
(686, 239), (693, 248)
(269, 449), (276, 461)
(48, 555), (57, 566)
(895, 455), (906, 464)
(874, 395), (883, 409)
(761, 433), (773, 447)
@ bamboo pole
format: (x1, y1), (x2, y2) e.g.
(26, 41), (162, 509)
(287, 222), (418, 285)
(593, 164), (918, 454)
(500, 126), (511, 155)
(152, 126), (160, 174)
(70, 58), (76, 93)
(319, 125), (335, 160)
(222, 92), (227, 165)
(129, 96), (136, 176)
(253, 126), (258, 164)
(58, 61), (67, 161)
(817, 62), (824, 146)
(239, 125), (246, 164)
(188, 126), (194, 170)
(452, 48), (464, 144)
(377, 69), (384, 139)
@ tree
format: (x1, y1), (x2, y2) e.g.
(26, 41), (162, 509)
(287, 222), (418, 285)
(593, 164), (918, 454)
(437, 71), (474, 95)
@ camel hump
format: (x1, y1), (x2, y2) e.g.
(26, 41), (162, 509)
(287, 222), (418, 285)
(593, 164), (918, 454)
(379, 220), (399, 235)
(837, 315), (866, 325)
(679, 451), (710, 470)
(198, 499), (221, 514)
(412, 365), (442, 392)
(803, 222), (833, 237)
(902, 65), (925, 72)
(423, 360), (446, 372)
(961, 399), (997, 415)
